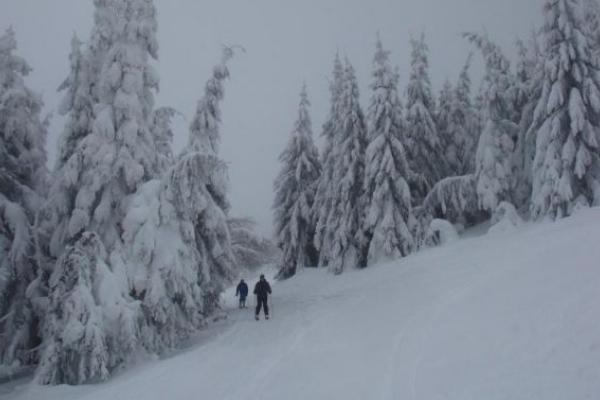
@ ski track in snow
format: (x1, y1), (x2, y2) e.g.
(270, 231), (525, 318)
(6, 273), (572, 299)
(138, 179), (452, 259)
(3, 209), (600, 400)
(379, 329), (404, 400)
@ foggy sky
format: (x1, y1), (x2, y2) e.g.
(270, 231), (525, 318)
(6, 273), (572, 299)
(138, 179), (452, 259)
(0, 0), (541, 236)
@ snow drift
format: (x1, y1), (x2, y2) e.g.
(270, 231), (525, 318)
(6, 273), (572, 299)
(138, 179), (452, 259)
(3, 207), (600, 400)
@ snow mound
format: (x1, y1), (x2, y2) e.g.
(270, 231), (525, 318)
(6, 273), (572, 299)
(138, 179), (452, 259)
(426, 218), (459, 246)
(488, 201), (523, 235)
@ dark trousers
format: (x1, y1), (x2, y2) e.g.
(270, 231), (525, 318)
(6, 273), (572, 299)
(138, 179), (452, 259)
(255, 296), (269, 316)
(239, 296), (246, 308)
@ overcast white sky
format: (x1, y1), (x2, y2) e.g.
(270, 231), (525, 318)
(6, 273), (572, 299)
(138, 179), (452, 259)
(1, 0), (541, 235)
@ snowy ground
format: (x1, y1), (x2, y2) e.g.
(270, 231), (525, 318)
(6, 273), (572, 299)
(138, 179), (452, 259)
(3, 209), (600, 400)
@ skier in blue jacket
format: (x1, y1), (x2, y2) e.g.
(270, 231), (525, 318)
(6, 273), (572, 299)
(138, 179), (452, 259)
(235, 279), (249, 308)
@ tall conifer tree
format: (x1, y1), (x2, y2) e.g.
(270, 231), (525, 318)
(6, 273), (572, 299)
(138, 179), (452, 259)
(531, 0), (600, 218)
(0, 27), (48, 371)
(325, 60), (368, 274)
(313, 54), (344, 267)
(362, 38), (414, 263)
(273, 86), (321, 279)
(405, 34), (448, 202)
(465, 32), (519, 212)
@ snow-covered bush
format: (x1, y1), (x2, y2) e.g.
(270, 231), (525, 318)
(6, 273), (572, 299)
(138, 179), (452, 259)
(421, 175), (482, 226)
(424, 219), (459, 247)
(488, 201), (523, 235)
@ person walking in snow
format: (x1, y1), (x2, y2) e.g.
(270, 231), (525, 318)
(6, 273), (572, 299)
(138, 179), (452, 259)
(236, 279), (249, 308)
(254, 275), (272, 320)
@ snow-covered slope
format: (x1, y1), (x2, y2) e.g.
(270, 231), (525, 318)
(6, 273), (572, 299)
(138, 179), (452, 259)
(3, 209), (600, 400)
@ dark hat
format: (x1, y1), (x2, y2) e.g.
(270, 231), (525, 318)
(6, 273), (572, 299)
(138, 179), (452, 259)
(260, 274), (265, 279)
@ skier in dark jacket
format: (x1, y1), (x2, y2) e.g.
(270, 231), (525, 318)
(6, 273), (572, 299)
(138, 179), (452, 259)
(253, 274), (272, 320)
(235, 279), (249, 308)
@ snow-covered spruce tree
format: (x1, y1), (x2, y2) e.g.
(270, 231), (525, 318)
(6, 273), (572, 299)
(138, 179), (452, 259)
(419, 37), (516, 229)
(362, 38), (414, 263)
(530, 0), (600, 218)
(56, 35), (94, 170)
(325, 60), (368, 274)
(513, 39), (537, 127)
(512, 36), (544, 209)
(273, 86), (321, 279)
(186, 46), (239, 211)
(418, 58), (486, 231)
(36, 0), (161, 384)
(448, 54), (478, 175)
(437, 80), (454, 169)
(313, 54), (344, 267)
(405, 34), (448, 202)
(122, 180), (204, 353)
(122, 48), (237, 353)
(418, 61), (484, 235)
(228, 217), (277, 270)
(151, 106), (178, 175)
(472, 90), (486, 154)
(465, 32), (519, 212)
(584, 0), (600, 55)
(64, 0), (160, 249)
(87, 0), (124, 101)
(174, 46), (237, 313)
(40, 34), (95, 260)
(0, 28), (48, 371)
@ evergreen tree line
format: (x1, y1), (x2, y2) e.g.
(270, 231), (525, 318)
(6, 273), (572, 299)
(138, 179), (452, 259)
(273, 0), (600, 278)
(0, 0), (273, 385)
